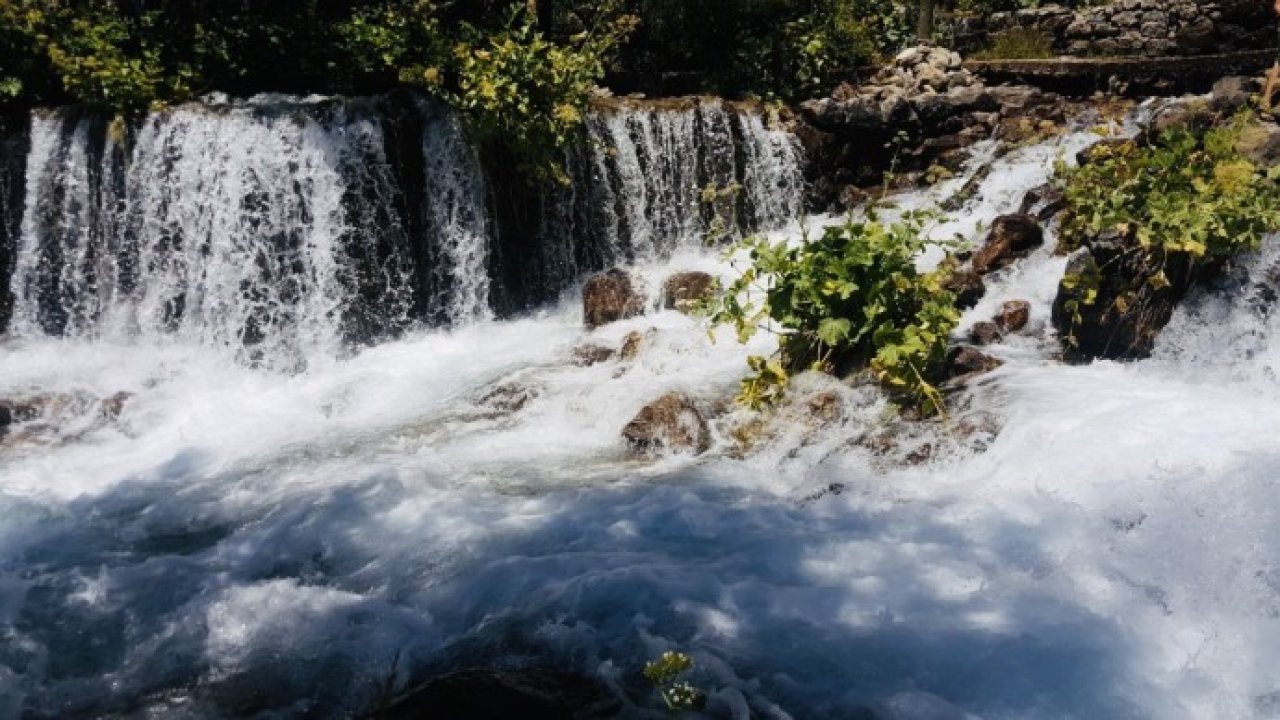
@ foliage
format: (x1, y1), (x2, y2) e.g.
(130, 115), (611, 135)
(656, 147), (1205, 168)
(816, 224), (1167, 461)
(1058, 114), (1280, 262)
(971, 27), (1055, 60)
(704, 212), (960, 416)
(0, 1), (636, 178)
(731, 0), (910, 101)
(643, 651), (706, 713)
(443, 4), (637, 179)
(1054, 112), (1280, 342)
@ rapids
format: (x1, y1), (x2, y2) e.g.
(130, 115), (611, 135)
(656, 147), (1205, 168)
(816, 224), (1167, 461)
(0, 97), (1277, 719)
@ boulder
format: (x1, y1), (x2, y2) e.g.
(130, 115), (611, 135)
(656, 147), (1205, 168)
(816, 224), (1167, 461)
(1018, 183), (1067, 222)
(971, 214), (1044, 274)
(969, 321), (1003, 346)
(946, 346), (1003, 379)
(994, 300), (1031, 332)
(1050, 240), (1199, 361)
(620, 330), (645, 360)
(570, 344), (616, 367)
(941, 269), (986, 310)
(662, 271), (715, 311)
(477, 382), (539, 414)
(582, 269), (644, 329)
(622, 392), (712, 456)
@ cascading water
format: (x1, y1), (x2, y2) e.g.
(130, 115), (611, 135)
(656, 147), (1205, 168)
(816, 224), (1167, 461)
(3, 95), (803, 365)
(2, 97), (1275, 720)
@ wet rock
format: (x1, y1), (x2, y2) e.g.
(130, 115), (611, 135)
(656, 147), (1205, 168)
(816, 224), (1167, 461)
(478, 382), (539, 414)
(994, 300), (1031, 333)
(378, 668), (616, 720)
(662, 271), (715, 311)
(1051, 240), (1200, 361)
(583, 269), (644, 329)
(622, 392), (711, 456)
(570, 344), (616, 367)
(99, 392), (133, 420)
(956, 410), (1002, 440)
(969, 321), (1003, 346)
(620, 330), (646, 360)
(1019, 183), (1067, 223)
(946, 346), (1003, 379)
(971, 214), (1044, 274)
(941, 269), (986, 310)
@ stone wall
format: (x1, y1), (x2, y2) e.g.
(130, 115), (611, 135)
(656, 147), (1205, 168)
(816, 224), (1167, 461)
(962, 0), (1272, 58)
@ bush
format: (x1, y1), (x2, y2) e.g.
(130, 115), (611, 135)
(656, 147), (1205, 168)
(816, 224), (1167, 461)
(971, 27), (1055, 59)
(1053, 112), (1280, 349)
(704, 212), (960, 416)
(1059, 114), (1280, 263)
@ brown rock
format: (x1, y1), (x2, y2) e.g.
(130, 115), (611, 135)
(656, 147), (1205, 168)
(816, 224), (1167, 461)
(478, 383), (539, 414)
(99, 392), (133, 420)
(946, 346), (1004, 379)
(583, 269), (644, 329)
(620, 331), (645, 360)
(971, 214), (1044, 274)
(622, 392), (712, 456)
(942, 269), (986, 310)
(570, 344), (616, 367)
(662, 271), (715, 311)
(969, 321), (1003, 346)
(994, 300), (1031, 332)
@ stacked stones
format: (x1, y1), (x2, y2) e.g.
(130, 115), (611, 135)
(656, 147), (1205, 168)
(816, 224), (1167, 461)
(801, 46), (993, 137)
(979, 0), (1264, 59)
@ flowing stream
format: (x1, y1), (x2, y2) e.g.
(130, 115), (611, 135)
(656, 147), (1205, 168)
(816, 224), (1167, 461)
(0, 97), (1277, 719)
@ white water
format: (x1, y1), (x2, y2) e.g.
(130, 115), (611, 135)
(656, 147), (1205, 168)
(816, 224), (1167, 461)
(1, 111), (1278, 719)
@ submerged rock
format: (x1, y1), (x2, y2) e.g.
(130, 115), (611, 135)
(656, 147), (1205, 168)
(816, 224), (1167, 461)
(583, 269), (645, 329)
(570, 344), (616, 367)
(622, 392), (712, 457)
(971, 214), (1044, 274)
(477, 382), (540, 414)
(661, 271), (715, 311)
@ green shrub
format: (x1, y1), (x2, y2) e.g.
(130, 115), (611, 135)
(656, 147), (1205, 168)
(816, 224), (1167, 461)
(971, 27), (1055, 60)
(704, 212), (960, 416)
(1053, 113), (1280, 345)
(1058, 114), (1280, 262)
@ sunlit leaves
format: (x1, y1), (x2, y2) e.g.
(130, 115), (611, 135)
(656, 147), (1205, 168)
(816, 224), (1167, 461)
(703, 212), (959, 415)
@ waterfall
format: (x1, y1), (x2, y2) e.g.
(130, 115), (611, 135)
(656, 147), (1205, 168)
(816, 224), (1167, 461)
(496, 98), (805, 312)
(3, 95), (806, 363)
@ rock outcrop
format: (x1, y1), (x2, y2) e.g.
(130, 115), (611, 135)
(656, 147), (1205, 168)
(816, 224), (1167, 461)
(622, 392), (712, 457)
(971, 215), (1044, 274)
(582, 269), (645, 329)
(661, 271), (715, 311)
(799, 46), (1065, 213)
